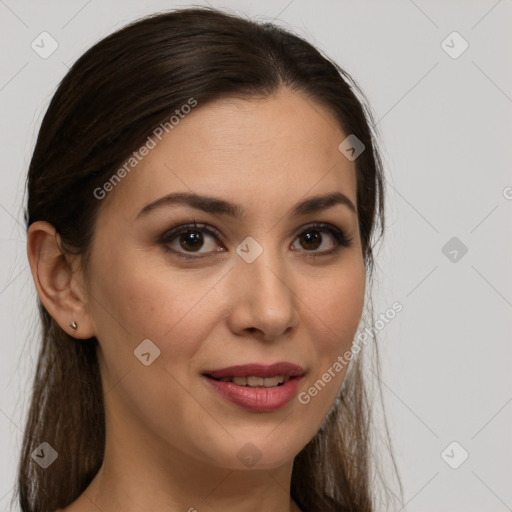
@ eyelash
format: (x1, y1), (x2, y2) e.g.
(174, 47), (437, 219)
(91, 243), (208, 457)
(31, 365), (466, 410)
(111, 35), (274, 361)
(159, 220), (353, 260)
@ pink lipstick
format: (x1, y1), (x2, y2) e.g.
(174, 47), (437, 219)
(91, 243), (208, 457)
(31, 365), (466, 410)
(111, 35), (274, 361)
(202, 362), (305, 412)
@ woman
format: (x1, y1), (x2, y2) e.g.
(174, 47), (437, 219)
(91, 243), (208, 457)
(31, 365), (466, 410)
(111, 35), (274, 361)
(19, 7), (401, 512)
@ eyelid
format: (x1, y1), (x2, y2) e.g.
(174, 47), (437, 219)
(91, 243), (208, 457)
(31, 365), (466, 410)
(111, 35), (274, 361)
(160, 220), (222, 240)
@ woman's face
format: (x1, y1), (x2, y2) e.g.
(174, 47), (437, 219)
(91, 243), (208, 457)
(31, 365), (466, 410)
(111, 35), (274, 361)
(84, 88), (365, 470)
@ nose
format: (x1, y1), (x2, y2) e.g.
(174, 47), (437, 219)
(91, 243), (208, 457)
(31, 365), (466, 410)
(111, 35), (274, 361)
(226, 247), (300, 341)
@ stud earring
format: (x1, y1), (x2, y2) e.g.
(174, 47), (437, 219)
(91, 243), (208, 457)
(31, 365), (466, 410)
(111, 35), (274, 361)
(69, 321), (78, 331)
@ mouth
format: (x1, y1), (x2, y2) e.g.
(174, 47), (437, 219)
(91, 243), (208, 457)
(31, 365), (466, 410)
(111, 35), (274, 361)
(202, 362), (305, 411)
(207, 374), (292, 387)
(203, 362), (305, 380)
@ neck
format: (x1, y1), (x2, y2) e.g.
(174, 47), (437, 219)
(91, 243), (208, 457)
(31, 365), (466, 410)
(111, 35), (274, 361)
(71, 410), (300, 512)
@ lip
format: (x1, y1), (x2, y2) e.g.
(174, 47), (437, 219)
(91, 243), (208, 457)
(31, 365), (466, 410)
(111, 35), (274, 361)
(202, 362), (305, 412)
(204, 362), (305, 379)
(203, 374), (304, 412)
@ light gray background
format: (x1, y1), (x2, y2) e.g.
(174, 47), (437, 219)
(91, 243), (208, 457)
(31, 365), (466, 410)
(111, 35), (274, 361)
(1, 1), (511, 511)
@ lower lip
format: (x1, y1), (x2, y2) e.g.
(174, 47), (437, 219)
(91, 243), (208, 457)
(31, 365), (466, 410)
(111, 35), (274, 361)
(203, 375), (303, 412)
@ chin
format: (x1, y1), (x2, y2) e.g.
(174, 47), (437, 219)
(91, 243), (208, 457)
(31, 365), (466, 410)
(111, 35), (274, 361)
(208, 433), (306, 471)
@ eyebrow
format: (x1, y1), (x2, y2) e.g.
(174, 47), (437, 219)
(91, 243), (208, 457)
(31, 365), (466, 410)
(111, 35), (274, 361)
(136, 191), (356, 220)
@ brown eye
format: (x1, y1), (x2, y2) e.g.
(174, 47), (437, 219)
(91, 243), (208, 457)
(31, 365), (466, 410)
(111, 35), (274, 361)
(298, 230), (322, 250)
(161, 221), (352, 260)
(161, 222), (224, 258)
(178, 230), (204, 252)
(292, 223), (353, 256)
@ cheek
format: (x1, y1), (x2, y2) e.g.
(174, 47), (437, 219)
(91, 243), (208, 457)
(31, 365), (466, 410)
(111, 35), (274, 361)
(298, 260), (365, 409)
(307, 260), (366, 350)
(89, 248), (226, 372)
(89, 253), (223, 431)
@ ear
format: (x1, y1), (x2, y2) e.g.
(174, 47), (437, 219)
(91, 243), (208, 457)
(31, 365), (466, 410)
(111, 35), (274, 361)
(26, 221), (96, 339)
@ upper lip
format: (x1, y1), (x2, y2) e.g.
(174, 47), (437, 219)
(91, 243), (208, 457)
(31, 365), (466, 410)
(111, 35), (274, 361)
(204, 362), (305, 379)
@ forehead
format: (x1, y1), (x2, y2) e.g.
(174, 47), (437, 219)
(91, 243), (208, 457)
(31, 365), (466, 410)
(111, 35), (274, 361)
(102, 89), (358, 220)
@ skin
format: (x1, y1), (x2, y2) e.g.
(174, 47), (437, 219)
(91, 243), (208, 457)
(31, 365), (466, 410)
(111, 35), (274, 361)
(27, 88), (366, 512)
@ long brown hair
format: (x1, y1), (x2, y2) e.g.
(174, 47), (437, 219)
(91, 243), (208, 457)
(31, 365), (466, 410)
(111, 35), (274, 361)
(18, 7), (402, 511)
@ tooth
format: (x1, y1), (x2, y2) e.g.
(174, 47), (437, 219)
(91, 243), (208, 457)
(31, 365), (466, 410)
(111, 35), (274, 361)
(232, 376), (248, 386)
(263, 377), (280, 387)
(228, 375), (290, 387)
(246, 376), (264, 386)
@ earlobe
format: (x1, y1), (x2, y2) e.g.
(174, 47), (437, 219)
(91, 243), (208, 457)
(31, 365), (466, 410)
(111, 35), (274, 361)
(26, 221), (96, 339)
